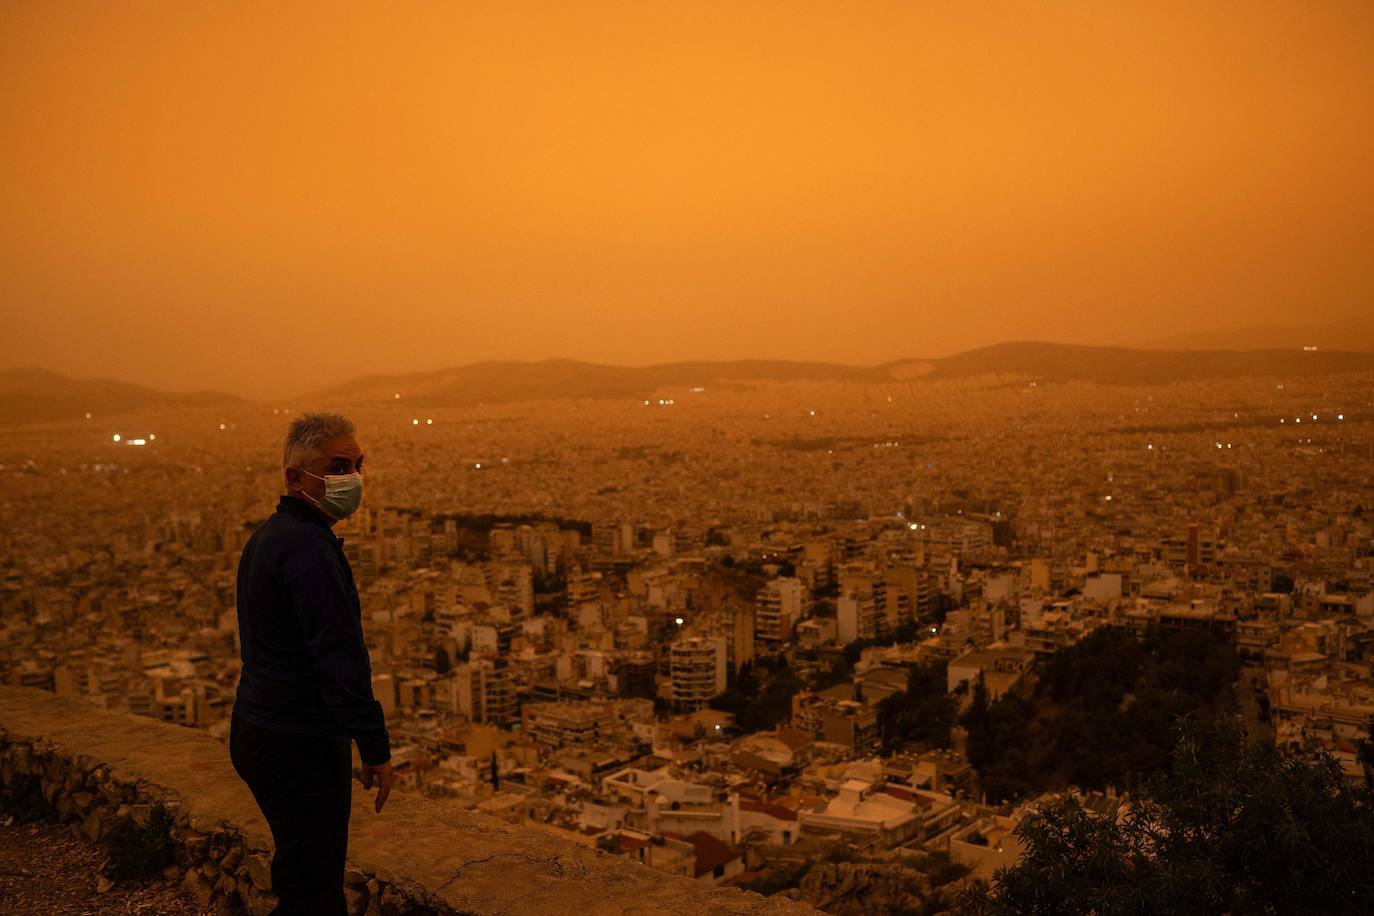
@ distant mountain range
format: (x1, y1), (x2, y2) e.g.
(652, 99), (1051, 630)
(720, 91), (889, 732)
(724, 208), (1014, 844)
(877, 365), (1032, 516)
(306, 342), (1374, 407)
(7, 340), (1374, 424)
(0, 367), (242, 426)
(1137, 314), (1374, 353)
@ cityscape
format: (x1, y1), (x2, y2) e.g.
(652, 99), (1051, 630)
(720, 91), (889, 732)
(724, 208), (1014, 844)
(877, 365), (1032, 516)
(4, 2), (1373, 912)
(3, 352), (1372, 912)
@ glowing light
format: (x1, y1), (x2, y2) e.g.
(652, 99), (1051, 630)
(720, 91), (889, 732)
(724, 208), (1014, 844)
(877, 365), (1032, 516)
(675, 617), (684, 625)
(219, 423), (226, 430)
(1104, 495), (1113, 501)
(474, 462), (481, 469)
(84, 412), (91, 419)
(393, 393), (400, 399)
(112, 434), (120, 442)
(1338, 414), (1345, 420)
(930, 627), (938, 634)
(808, 410), (816, 416)
(909, 523), (919, 530)
(412, 418), (419, 425)
(426, 418), (433, 425)
(148, 434), (155, 440)
(130, 438), (146, 446)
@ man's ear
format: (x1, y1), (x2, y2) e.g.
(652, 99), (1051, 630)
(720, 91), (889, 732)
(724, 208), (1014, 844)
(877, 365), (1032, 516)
(284, 468), (302, 492)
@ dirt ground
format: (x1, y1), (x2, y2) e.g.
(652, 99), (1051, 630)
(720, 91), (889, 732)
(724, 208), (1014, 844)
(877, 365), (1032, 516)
(0, 815), (204, 916)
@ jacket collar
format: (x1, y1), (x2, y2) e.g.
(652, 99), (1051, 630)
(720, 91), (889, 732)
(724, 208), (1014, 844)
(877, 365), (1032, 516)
(276, 494), (336, 533)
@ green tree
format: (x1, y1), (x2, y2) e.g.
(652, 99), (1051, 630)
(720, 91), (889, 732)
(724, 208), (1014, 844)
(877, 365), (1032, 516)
(968, 625), (1237, 802)
(877, 660), (956, 753)
(963, 672), (994, 770)
(961, 717), (1374, 916)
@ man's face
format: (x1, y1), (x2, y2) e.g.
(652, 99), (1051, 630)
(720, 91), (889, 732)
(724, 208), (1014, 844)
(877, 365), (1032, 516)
(287, 434), (365, 504)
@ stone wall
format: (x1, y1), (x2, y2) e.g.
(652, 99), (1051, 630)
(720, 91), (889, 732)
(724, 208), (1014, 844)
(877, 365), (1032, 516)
(0, 686), (816, 916)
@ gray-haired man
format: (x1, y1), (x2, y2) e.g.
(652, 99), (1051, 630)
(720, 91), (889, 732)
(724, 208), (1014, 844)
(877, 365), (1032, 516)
(230, 412), (396, 915)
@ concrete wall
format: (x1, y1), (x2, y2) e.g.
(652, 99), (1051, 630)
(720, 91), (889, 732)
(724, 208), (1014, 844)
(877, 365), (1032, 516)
(0, 686), (814, 916)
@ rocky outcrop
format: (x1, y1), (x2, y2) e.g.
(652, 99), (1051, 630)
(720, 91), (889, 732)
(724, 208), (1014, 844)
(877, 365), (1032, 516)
(784, 862), (938, 916)
(0, 686), (816, 915)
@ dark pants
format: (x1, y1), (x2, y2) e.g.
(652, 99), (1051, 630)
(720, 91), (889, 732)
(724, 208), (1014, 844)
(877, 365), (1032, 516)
(229, 709), (352, 916)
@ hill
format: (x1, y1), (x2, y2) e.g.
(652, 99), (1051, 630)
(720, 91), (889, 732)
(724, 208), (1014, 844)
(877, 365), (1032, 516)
(0, 368), (243, 426)
(913, 340), (1374, 386)
(307, 357), (878, 406)
(307, 343), (1374, 407)
(1137, 314), (1374, 353)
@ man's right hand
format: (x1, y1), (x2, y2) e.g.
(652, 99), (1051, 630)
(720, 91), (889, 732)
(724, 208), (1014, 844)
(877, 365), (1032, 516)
(361, 760), (397, 813)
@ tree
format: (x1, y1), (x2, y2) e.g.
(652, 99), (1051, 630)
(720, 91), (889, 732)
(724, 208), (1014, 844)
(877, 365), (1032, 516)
(877, 660), (956, 753)
(966, 625), (1238, 802)
(962, 672), (994, 770)
(1359, 714), (1374, 784)
(961, 716), (1374, 916)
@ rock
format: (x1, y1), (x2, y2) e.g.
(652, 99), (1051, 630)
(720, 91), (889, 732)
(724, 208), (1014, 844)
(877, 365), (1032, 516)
(379, 882), (405, 916)
(200, 860), (219, 881)
(242, 852), (272, 890)
(246, 887), (279, 916)
(185, 830), (211, 860)
(96, 875), (115, 893)
(182, 868), (215, 909)
(220, 844), (244, 873)
(215, 895), (241, 916)
(81, 808), (104, 842)
(99, 780), (126, 806)
(345, 882), (368, 915)
(130, 803), (152, 828)
(790, 861), (935, 916)
(162, 863), (183, 882)
(344, 866), (368, 887)
(219, 874), (238, 896)
(71, 789), (96, 813)
(55, 792), (77, 821)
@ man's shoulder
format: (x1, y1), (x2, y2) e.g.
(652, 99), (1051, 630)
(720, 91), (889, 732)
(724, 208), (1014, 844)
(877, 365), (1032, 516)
(250, 506), (335, 559)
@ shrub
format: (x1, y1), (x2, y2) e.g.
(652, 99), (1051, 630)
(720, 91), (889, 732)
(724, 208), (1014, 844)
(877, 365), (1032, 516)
(0, 770), (55, 824)
(102, 801), (176, 881)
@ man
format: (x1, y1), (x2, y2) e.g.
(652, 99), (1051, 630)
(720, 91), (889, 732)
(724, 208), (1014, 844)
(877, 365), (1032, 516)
(230, 412), (397, 915)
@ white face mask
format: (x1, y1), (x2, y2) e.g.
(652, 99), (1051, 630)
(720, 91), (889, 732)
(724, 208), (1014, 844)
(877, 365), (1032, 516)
(298, 468), (363, 520)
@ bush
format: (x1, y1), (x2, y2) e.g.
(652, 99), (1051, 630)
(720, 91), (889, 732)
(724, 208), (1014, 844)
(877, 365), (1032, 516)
(0, 770), (55, 824)
(740, 861), (810, 896)
(960, 716), (1374, 915)
(102, 802), (176, 881)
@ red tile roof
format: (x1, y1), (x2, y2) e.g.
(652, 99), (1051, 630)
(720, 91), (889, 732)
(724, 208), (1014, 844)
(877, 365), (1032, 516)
(662, 831), (742, 878)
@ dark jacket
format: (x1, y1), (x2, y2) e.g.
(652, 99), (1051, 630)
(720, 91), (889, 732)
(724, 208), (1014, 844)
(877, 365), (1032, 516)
(233, 495), (390, 765)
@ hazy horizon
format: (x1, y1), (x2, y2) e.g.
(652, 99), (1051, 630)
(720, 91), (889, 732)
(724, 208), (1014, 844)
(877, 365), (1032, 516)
(5, 2), (1373, 399)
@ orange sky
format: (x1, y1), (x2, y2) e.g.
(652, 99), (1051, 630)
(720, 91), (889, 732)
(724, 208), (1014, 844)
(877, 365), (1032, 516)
(3, 1), (1372, 399)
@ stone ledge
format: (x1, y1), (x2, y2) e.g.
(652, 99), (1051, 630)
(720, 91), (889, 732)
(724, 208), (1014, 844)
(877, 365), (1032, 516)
(0, 686), (817, 915)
